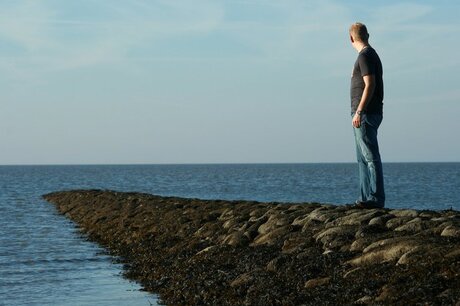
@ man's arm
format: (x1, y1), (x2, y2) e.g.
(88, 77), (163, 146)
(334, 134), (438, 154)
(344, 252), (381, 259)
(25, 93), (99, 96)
(352, 74), (376, 128)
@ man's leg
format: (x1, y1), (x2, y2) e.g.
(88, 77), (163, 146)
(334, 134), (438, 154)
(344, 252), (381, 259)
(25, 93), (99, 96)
(354, 129), (370, 202)
(354, 114), (385, 206)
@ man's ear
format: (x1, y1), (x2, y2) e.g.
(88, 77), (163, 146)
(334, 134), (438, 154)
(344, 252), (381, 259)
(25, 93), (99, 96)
(350, 35), (355, 43)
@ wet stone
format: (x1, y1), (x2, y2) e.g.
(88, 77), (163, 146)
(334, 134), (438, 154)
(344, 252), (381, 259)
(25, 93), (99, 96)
(368, 214), (394, 226)
(445, 248), (460, 258)
(281, 236), (309, 254)
(266, 255), (288, 273)
(304, 277), (330, 289)
(291, 214), (311, 227)
(355, 224), (387, 239)
(431, 217), (449, 222)
(386, 217), (414, 230)
(307, 207), (337, 223)
(348, 238), (421, 266)
(343, 267), (362, 279)
(243, 223), (261, 241)
(248, 214), (268, 223)
(221, 231), (249, 247)
(350, 238), (369, 252)
(257, 215), (288, 235)
(354, 295), (373, 305)
(419, 211), (438, 219)
(394, 218), (426, 233)
(314, 226), (356, 250)
(441, 225), (460, 237)
(329, 210), (384, 227)
(390, 209), (418, 218)
(397, 246), (443, 265)
(252, 226), (290, 246)
(222, 218), (239, 230)
(249, 208), (266, 218)
(219, 208), (234, 220)
(230, 272), (254, 287)
(434, 221), (454, 234)
(301, 219), (323, 232)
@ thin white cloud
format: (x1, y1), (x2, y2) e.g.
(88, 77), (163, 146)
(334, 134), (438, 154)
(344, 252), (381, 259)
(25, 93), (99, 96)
(0, 0), (225, 75)
(371, 2), (433, 25)
(0, 0), (353, 74)
(0, 1), (57, 51)
(1, 1), (459, 79)
(368, 2), (460, 76)
(209, 0), (351, 60)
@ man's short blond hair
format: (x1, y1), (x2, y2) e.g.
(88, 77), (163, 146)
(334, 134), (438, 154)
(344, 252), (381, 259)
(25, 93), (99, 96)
(349, 22), (369, 43)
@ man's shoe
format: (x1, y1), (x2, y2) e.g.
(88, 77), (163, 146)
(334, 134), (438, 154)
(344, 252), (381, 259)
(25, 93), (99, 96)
(354, 200), (384, 209)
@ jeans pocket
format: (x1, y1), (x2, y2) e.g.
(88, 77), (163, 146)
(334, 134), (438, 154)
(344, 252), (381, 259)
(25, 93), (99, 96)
(364, 114), (382, 129)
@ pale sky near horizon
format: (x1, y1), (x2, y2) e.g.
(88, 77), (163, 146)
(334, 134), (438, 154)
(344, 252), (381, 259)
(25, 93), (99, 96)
(1, 0), (459, 165)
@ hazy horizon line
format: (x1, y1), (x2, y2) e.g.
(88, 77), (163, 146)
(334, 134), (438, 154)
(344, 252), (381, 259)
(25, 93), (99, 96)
(1, 161), (459, 167)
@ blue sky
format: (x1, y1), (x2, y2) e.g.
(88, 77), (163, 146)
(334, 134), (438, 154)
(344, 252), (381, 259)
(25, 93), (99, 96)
(0, 0), (459, 164)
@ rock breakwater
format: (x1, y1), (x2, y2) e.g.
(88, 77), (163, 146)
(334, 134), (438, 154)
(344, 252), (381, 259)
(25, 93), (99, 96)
(43, 190), (460, 305)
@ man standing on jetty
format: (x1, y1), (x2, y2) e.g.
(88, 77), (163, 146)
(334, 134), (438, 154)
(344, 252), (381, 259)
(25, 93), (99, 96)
(349, 22), (385, 208)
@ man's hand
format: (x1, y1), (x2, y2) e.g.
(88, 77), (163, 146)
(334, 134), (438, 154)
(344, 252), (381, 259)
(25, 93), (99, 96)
(352, 113), (361, 128)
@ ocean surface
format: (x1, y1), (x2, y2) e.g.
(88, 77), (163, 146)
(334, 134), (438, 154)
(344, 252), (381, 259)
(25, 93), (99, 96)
(1, 163), (459, 305)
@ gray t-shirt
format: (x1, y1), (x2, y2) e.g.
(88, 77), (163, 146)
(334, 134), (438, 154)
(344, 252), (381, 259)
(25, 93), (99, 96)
(350, 47), (384, 114)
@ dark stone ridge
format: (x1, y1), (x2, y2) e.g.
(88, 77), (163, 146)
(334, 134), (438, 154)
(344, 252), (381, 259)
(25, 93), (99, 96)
(43, 190), (460, 305)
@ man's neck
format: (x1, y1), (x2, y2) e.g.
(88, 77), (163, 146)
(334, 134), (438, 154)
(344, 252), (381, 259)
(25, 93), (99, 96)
(354, 42), (369, 53)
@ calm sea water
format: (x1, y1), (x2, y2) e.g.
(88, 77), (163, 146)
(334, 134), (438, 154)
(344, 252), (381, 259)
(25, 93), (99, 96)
(1, 163), (459, 305)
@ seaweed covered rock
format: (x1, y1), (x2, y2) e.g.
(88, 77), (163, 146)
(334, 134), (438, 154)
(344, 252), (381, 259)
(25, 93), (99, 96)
(44, 190), (460, 305)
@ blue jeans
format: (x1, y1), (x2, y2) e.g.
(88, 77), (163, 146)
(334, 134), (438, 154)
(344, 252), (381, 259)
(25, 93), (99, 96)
(353, 113), (385, 206)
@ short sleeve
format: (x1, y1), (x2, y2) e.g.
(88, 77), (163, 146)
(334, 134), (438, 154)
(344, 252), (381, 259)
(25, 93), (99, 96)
(358, 53), (375, 77)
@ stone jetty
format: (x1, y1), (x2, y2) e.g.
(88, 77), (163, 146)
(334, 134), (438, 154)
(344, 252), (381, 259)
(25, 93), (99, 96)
(43, 190), (460, 305)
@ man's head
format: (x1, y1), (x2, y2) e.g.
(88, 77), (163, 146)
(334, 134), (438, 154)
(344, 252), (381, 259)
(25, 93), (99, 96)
(349, 22), (369, 44)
